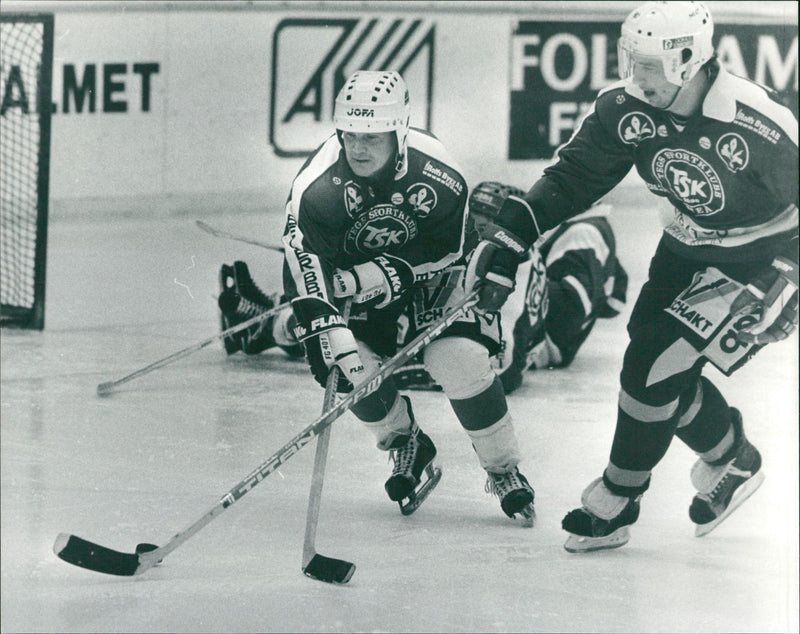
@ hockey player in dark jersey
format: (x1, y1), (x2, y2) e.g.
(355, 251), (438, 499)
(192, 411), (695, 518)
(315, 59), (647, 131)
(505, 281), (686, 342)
(465, 1), (798, 551)
(471, 182), (628, 394)
(392, 181), (629, 394)
(274, 70), (534, 522)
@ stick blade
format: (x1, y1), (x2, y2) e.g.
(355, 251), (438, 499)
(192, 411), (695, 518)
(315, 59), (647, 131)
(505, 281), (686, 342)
(302, 553), (356, 584)
(96, 382), (115, 396)
(53, 533), (144, 576)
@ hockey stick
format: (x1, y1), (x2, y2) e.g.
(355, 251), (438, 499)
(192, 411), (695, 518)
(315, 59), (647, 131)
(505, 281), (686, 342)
(195, 220), (284, 253)
(302, 300), (355, 584)
(96, 302), (288, 396)
(301, 368), (355, 584)
(54, 291), (477, 577)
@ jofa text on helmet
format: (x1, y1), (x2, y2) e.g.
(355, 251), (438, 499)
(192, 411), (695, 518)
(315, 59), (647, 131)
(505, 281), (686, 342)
(346, 108), (375, 117)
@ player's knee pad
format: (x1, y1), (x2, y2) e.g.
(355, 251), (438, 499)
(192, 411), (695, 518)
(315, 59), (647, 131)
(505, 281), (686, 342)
(361, 394), (414, 450)
(349, 342), (398, 423)
(424, 337), (495, 400)
(466, 414), (521, 473)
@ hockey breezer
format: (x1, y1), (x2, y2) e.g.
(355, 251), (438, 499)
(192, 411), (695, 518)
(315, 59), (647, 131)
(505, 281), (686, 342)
(54, 292), (477, 578)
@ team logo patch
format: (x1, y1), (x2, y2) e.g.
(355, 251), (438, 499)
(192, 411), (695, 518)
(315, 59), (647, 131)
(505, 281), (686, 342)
(344, 181), (364, 217)
(618, 112), (656, 145)
(716, 133), (749, 173)
(344, 204), (418, 255)
(406, 183), (437, 218)
(652, 148), (724, 216)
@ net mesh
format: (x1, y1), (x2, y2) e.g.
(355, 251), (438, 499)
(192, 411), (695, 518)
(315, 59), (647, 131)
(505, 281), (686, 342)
(1, 16), (50, 328)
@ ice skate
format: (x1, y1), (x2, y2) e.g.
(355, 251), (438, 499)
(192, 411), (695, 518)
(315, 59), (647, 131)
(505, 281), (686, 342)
(562, 477), (641, 552)
(385, 409), (441, 515)
(485, 467), (535, 526)
(689, 409), (764, 537)
(218, 262), (290, 355)
(392, 356), (442, 391)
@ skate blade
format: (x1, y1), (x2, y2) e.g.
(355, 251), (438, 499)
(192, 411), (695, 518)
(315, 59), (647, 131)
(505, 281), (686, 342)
(564, 526), (631, 553)
(694, 469), (765, 537)
(513, 503), (535, 528)
(399, 465), (442, 515)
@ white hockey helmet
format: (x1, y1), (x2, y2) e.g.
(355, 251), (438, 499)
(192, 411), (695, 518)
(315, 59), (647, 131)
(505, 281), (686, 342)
(618, 1), (714, 87)
(334, 70), (411, 174)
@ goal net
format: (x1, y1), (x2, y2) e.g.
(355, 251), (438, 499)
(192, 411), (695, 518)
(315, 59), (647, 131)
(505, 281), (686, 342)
(1, 13), (54, 330)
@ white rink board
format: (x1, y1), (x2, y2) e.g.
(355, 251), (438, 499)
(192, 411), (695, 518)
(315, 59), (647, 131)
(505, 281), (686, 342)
(0, 0), (796, 219)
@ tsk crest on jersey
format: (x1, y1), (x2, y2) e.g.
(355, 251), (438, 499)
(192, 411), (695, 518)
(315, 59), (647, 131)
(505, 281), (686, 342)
(618, 112), (656, 145)
(652, 148), (724, 216)
(406, 183), (437, 218)
(344, 204), (418, 255)
(715, 133), (749, 173)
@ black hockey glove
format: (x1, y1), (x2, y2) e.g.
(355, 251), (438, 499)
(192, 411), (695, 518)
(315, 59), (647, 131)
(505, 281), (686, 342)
(291, 296), (366, 391)
(332, 254), (415, 310)
(464, 195), (540, 314)
(730, 256), (799, 346)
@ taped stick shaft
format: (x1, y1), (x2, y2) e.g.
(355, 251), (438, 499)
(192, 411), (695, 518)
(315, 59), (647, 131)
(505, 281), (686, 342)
(195, 220), (284, 252)
(96, 302), (288, 395)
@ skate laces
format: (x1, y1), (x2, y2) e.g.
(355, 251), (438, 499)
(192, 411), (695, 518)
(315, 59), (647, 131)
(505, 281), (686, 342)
(703, 462), (753, 504)
(236, 295), (270, 319)
(389, 429), (419, 478)
(485, 468), (527, 498)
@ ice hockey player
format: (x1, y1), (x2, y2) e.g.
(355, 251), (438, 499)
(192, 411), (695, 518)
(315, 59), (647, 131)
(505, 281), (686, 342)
(394, 181), (628, 395)
(277, 69), (535, 522)
(478, 184), (628, 394)
(465, 1), (798, 550)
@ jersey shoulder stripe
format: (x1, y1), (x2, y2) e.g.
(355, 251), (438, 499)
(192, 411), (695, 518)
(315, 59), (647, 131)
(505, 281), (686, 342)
(289, 134), (340, 204)
(407, 128), (466, 178)
(705, 68), (798, 146)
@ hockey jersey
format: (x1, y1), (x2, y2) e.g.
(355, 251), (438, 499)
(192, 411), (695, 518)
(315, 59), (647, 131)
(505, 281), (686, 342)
(527, 59), (798, 265)
(282, 128), (468, 304)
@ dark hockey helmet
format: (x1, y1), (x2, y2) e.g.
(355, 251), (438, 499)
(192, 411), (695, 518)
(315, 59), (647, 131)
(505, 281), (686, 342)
(468, 181), (526, 220)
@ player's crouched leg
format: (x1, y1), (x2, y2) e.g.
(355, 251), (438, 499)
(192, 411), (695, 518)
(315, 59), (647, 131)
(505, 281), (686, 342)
(425, 337), (534, 523)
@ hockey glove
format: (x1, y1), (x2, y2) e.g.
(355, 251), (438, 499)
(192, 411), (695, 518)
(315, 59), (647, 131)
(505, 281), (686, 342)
(729, 256), (799, 346)
(332, 254), (415, 309)
(291, 296), (366, 391)
(464, 195), (540, 314)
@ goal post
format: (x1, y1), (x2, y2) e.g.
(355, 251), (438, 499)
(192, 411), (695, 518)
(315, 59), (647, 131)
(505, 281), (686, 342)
(1, 12), (54, 330)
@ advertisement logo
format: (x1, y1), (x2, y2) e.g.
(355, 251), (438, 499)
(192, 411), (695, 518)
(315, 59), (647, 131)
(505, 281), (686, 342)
(271, 18), (435, 157)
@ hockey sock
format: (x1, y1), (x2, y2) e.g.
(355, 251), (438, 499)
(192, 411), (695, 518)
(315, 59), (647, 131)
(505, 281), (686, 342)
(675, 376), (733, 458)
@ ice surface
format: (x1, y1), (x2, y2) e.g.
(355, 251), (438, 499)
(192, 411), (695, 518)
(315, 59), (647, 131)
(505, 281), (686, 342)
(1, 201), (797, 633)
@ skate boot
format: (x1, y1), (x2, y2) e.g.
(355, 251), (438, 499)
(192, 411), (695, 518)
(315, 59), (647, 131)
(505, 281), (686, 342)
(218, 262), (295, 355)
(689, 408), (764, 537)
(384, 398), (441, 515)
(562, 477), (641, 552)
(485, 467), (535, 526)
(392, 355), (441, 391)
